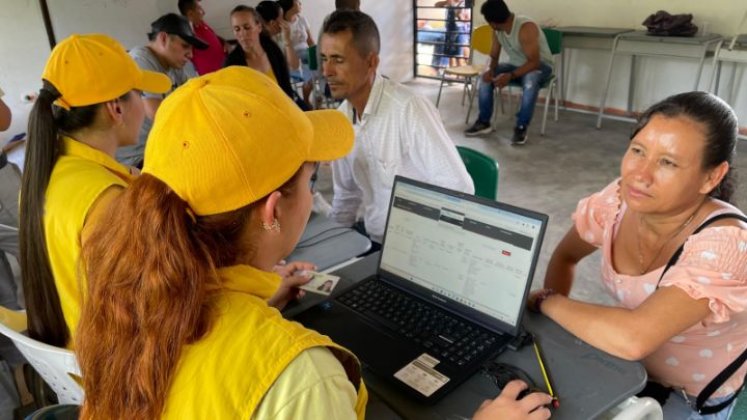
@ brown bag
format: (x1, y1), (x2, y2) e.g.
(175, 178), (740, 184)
(642, 10), (698, 37)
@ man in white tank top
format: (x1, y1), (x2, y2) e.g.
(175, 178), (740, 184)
(464, 0), (553, 145)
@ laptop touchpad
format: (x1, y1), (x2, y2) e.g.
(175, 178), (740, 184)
(294, 300), (421, 373)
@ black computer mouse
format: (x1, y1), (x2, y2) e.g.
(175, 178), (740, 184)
(482, 362), (539, 400)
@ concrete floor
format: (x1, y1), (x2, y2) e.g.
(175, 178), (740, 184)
(316, 78), (747, 305)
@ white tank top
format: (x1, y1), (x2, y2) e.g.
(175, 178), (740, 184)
(495, 15), (554, 69)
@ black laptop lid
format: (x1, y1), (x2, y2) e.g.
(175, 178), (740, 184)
(377, 176), (548, 337)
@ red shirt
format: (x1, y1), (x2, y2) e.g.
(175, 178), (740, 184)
(191, 21), (225, 75)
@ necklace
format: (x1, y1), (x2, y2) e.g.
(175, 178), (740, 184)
(636, 200), (705, 275)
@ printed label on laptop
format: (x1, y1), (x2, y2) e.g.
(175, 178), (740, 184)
(394, 353), (450, 397)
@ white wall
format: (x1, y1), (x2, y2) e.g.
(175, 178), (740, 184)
(473, 0), (747, 130)
(2, 0), (745, 143)
(0, 0), (50, 141)
(0, 0), (414, 143)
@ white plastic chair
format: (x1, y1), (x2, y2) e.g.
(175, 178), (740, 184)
(0, 307), (83, 404)
(602, 396), (663, 420)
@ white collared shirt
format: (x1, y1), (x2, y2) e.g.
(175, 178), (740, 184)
(330, 74), (474, 243)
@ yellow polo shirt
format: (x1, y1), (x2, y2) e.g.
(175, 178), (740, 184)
(44, 137), (133, 344)
(161, 264), (367, 419)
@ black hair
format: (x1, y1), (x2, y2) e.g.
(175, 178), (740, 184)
(177, 0), (197, 16)
(277, 0), (295, 14)
(334, 0), (360, 11)
(322, 10), (380, 56)
(20, 82), (129, 346)
(480, 0), (511, 24)
(631, 91), (739, 204)
(256, 1), (283, 23)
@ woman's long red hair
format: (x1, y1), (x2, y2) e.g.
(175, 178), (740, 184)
(76, 174), (251, 419)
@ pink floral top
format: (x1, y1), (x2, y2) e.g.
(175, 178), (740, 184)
(573, 179), (747, 397)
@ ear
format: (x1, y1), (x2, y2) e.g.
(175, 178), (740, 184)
(157, 31), (170, 46)
(260, 191), (283, 227)
(102, 100), (123, 124)
(699, 161), (730, 195)
(367, 52), (380, 72)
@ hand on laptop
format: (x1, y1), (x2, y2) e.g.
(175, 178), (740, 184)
(473, 380), (552, 420)
(268, 260), (317, 309)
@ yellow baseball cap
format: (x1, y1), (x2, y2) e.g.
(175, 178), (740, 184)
(142, 66), (354, 216)
(42, 34), (171, 109)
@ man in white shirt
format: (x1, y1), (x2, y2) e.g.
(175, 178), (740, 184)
(320, 10), (474, 246)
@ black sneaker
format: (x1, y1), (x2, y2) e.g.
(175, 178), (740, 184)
(464, 121), (493, 137)
(511, 126), (528, 145)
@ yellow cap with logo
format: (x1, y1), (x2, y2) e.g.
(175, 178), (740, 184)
(142, 66), (353, 216)
(42, 34), (171, 109)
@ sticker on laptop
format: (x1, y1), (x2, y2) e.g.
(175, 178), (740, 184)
(299, 272), (341, 296)
(394, 353), (450, 397)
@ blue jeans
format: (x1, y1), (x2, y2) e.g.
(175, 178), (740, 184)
(476, 62), (553, 128)
(662, 391), (736, 420)
(417, 29), (450, 68)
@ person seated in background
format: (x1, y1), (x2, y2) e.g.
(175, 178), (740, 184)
(19, 34), (171, 347)
(278, 0), (316, 104)
(225, 5), (310, 110)
(321, 10), (473, 249)
(0, 87), (22, 310)
(464, 0), (553, 145)
(256, 0), (301, 73)
(117, 13), (207, 168)
(179, 0), (226, 75)
(530, 92), (746, 419)
(75, 66), (551, 420)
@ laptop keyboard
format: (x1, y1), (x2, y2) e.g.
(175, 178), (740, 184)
(337, 280), (501, 366)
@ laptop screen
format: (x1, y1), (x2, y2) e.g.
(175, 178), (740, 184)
(379, 176), (547, 335)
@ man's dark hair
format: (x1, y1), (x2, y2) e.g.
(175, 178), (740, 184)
(177, 0), (197, 16)
(322, 10), (380, 56)
(480, 0), (511, 24)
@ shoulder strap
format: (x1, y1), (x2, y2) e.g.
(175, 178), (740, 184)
(697, 349), (747, 414)
(658, 213), (747, 280)
(655, 212), (747, 414)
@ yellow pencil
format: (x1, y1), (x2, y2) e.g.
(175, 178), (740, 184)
(533, 337), (560, 408)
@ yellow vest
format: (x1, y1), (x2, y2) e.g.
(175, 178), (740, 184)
(162, 265), (368, 419)
(44, 137), (133, 343)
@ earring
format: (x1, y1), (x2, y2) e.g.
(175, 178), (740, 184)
(261, 218), (281, 232)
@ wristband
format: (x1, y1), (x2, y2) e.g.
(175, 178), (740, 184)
(532, 288), (556, 313)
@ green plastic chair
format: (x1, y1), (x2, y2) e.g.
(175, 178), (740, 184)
(307, 45), (318, 72)
(456, 146), (499, 200)
(500, 27), (562, 136)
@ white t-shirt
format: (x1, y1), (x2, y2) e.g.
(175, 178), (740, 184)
(330, 74), (475, 243)
(287, 15), (311, 53)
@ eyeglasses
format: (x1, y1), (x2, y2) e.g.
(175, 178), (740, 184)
(309, 162), (320, 193)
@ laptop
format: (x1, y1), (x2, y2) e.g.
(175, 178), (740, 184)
(293, 176), (548, 403)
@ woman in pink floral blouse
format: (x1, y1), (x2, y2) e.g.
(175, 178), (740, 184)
(530, 91), (746, 419)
